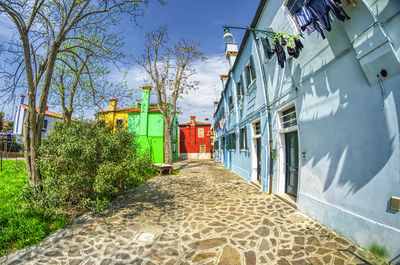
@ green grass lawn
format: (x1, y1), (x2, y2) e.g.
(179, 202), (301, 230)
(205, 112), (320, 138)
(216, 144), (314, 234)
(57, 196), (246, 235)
(0, 160), (68, 257)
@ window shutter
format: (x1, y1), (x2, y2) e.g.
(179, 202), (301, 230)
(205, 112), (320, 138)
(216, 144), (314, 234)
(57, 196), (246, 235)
(245, 65), (251, 87)
(250, 56), (256, 80)
(261, 37), (274, 59)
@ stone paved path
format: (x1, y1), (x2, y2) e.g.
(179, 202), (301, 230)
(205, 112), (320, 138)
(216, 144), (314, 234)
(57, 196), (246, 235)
(1, 160), (387, 265)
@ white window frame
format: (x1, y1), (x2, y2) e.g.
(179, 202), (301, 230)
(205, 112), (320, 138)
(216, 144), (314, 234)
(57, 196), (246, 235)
(198, 128), (204, 138)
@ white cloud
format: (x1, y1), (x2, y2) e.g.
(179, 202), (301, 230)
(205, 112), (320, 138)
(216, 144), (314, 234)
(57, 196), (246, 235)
(178, 55), (228, 123)
(109, 54), (229, 124)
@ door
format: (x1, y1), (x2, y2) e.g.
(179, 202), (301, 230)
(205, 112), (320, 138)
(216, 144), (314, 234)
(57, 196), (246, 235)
(285, 131), (299, 197)
(256, 138), (261, 182)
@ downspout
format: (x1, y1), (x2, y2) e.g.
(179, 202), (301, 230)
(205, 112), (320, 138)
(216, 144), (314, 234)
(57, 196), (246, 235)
(251, 31), (274, 194)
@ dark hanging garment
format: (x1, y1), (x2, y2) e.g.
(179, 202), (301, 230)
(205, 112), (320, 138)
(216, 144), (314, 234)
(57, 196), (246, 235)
(306, 0), (350, 31)
(274, 36), (286, 68)
(287, 46), (298, 58)
(287, 38), (304, 59)
(295, 38), (304, 50)
(295, 6), (313, 31)
(295, 5), (325, 38)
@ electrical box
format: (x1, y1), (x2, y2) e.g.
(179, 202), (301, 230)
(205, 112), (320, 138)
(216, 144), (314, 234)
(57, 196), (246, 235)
(390, 196), (400, 211)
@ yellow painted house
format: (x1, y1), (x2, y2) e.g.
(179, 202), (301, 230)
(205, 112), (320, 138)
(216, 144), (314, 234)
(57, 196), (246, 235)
(97, 98), (129, 130)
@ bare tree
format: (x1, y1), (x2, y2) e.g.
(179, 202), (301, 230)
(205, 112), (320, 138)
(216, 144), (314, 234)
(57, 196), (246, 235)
(0, 0), (152, 186)
(137, 26), (205, 164)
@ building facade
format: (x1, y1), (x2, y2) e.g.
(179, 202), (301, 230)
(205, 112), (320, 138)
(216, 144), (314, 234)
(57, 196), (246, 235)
(98, 87), (179, 163)
(179, 116), (211, 159)
(214, 0), (400, 258)
(13, 94), (64, 138)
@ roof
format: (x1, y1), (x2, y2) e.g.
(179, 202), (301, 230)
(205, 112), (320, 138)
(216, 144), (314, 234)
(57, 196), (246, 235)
(21, 104), (76, 120)
(179, 121), (211, 127)
(97, 106), (161, 114)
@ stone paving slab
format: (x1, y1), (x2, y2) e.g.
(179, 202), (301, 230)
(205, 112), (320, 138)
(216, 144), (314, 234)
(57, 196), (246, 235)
(0, 160), (388, 265)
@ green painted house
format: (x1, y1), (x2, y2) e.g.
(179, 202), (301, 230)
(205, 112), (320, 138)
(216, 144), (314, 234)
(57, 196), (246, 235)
(127, 86), (179, 163)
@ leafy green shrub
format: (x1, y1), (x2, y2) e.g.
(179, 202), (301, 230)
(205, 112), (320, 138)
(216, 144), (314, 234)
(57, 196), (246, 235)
(368, 243), (389, 259)
(25, 121), (155, 215)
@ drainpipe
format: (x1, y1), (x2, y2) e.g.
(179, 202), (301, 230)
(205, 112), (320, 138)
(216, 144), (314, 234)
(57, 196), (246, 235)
(251, 31), (274, 194)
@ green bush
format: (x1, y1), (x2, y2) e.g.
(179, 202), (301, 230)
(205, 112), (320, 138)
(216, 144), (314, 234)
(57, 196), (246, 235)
(25, 121), (155, 214)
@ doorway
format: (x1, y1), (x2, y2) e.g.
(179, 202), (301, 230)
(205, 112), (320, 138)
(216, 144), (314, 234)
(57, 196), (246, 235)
(285, 131), (299, 197)
(256, 138), (261, 182)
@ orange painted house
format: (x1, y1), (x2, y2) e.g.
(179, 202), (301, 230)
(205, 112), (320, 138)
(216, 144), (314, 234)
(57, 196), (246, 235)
(179, 115), (211, 159)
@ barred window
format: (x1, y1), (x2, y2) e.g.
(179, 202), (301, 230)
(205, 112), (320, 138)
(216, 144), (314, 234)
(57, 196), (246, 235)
(282, 107), (297, 128)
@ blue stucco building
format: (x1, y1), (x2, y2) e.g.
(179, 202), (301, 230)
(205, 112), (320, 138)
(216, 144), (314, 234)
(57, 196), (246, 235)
(214, 0), (400, 259)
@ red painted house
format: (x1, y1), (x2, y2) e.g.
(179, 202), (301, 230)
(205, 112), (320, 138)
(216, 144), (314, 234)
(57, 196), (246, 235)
(179, 115), (211, 159)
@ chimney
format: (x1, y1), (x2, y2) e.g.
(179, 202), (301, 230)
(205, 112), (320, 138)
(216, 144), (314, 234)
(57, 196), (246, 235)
(205, 118), (209, 123)
(109, 98), (118, 111)
(214, 101), (219, 106)
(220, 75), (229, 89)
(225, 43), (238, 69)
(139, 86), (152, 136)
(190, 115), (196, 126)
(20, 94), (26, 104)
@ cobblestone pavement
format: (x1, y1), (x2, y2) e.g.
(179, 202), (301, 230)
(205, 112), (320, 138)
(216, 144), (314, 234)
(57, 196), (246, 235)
(1, 160), (387, 265)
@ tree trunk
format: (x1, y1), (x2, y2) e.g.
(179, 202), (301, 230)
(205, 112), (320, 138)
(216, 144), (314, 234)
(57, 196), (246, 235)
(23, 109), (42, 187)
(163, 119), (173, 164)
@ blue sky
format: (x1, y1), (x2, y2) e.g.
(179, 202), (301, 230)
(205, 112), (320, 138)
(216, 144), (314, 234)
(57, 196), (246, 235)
(0, 0), (260, 123)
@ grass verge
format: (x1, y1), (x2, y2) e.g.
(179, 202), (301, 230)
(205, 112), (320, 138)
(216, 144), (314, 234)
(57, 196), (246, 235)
(0, 160), (68, 257)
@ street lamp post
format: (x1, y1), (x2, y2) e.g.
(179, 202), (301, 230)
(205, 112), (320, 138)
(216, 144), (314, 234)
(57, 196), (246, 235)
(223, 25), (300, 46)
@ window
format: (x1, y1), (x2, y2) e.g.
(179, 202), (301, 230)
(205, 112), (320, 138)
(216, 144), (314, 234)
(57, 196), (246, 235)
(286, 0), (303, 15)
(116, 118), (124, 128)
(198, 128), (204, 138)
(200, 145), (206, 153)
(227, 132), (236, 150)
(261, 36), (275, 60)
(237, 76), (245, 98)
(245, 56), (256, 87)
(228, 94), (234, 113)
(211, 138), (214, 144)
(254, 121), (261, 136)
(215, 140), (219, 149)
(282, 106), (297, 128)
(239, 126), (248, 150)
(42, 120), (48, 130)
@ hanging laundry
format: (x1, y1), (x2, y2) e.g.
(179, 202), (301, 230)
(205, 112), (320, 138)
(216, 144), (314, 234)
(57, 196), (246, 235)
(274, 36), (287, 68)
(295, 5), (325, 38)
(287, 38), (303, 59)
(305, 0), (350, 32)
(295, 6), (312, 31)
